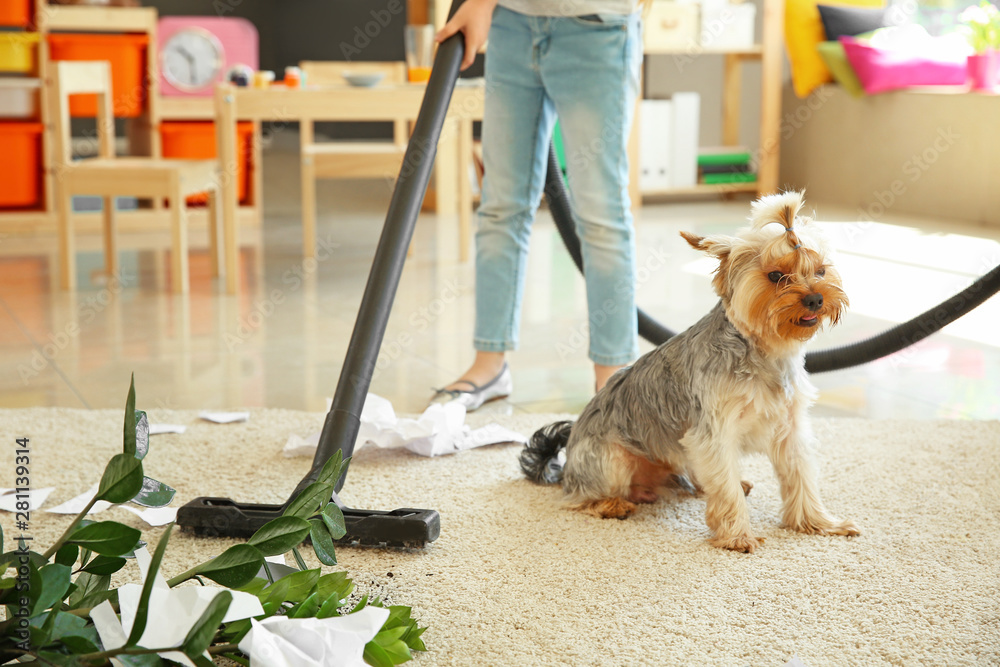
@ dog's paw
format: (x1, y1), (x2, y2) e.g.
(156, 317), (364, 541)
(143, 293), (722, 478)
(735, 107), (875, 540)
(710, 534), (765, 553)
(576, 497), (638, 520)
(788, 516), (861, 537)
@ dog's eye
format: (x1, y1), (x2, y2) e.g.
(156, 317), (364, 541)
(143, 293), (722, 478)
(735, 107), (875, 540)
(768, 271), (784, 283)
(816, 267), (827, 278)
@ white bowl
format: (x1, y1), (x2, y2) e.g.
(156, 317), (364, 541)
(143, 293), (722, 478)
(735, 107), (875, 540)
(341, 72), (386, 87)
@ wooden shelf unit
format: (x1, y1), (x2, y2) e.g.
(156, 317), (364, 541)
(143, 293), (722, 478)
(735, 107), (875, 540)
(0, 0), (260, 237)
(635, 0), (783, 201)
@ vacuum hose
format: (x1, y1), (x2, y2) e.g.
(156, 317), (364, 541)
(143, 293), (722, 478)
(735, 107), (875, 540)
(542, 146), (1000, 373)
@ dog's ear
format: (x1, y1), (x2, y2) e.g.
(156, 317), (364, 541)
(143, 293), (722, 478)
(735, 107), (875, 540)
(680, 231), (733, 260)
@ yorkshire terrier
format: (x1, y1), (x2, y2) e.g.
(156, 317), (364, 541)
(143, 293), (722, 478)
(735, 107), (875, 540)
(520, 191), (860, 553)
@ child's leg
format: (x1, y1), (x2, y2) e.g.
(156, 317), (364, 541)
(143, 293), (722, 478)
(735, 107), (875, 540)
(441, 8), (556, 392)
(542, 13), (643, 376)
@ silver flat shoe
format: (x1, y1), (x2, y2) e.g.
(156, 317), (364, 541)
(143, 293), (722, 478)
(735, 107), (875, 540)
(431, 363), (513, 411)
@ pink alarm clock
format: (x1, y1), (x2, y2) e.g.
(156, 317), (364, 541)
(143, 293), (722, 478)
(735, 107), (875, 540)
(158, 16), (259, 97)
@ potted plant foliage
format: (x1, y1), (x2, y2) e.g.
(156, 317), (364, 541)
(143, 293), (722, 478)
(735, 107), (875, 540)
(960, 0), (1000, 89)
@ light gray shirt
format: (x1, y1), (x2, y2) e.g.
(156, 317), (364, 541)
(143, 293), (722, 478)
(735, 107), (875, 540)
(499, 0), (639, 17)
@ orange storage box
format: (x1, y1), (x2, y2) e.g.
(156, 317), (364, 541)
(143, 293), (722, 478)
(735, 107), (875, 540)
(48, 33), (149, 118)
(0, 122), (44, 209)
(160, 121), (254, 205)
(0, 0), (32, 28)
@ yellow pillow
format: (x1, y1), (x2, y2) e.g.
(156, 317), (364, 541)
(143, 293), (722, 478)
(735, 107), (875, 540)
(784, 0), (883, 98)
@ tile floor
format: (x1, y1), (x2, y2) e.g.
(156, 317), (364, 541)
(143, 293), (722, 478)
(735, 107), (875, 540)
(2, 144), (999, 421)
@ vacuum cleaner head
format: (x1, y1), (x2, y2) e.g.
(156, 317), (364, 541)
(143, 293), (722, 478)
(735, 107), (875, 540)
(178, 497), (441, 549)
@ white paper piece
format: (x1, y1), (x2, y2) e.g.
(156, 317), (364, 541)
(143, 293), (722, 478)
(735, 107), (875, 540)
(91, 547), (266, 667)
(149, 423), (187, 435)
(120, 505), (178, 527)
(0, 487), (55, 512)
(283, 393), (527, 459)
(284, 432), (320, 458)
(199, 411), (249, 424)
(45, 483), (112, 515)
(238, 606), (390, 667)
(785, 657), (810, 667)
(265, 554), (287, 565)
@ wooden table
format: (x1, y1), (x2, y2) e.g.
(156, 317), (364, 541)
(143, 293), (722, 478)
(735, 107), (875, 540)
(214, 81), (485, 294)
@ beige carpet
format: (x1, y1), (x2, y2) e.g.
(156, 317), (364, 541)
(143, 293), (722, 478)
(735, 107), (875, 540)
(3, 408), (999, 666)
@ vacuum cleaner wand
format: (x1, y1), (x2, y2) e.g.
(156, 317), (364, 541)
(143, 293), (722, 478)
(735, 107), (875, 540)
(177, 1), (468, 548)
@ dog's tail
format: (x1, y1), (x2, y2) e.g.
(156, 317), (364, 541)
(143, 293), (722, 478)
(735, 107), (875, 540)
(519, 420), (573, 484)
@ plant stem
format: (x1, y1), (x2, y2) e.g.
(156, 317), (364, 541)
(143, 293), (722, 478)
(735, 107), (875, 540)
(78, 641), (243, 665)
(166, 564), (201, 588)
(77, 644), (184, 661)
(41, 495), (100, 560)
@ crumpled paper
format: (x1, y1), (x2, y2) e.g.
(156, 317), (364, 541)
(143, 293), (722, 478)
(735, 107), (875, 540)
(44, 483), (112, 515)
(91, 547), (265, 667)
(0, 487), (55, 512)
(238, 606), (390, 667)
(283, 393), (526, 458)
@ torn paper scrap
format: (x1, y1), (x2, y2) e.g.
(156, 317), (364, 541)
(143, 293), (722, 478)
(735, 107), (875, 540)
(199, 411), (249, 424)
(283, 393), (527, 459)
(0, 487), (55, 512)
(238, 606), (390, 667)
(92, 547), (265, 667)
(149, 423), (187, 435)
(284, 432), (320, 458)
(45, 483), (112, 515)
(120, 505), (178, 527)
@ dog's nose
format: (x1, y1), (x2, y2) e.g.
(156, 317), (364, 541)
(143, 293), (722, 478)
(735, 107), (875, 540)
(802, 293), (823, 311)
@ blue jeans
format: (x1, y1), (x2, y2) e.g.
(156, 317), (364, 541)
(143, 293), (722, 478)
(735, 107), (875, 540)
(474, 6), (642, 366)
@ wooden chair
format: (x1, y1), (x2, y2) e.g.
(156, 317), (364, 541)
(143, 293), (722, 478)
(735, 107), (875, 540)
(52, 61), (221, 293)
(298, 61), (408, 258)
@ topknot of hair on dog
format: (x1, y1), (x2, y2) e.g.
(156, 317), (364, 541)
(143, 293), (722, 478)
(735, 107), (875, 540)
(747, 191), (810, 252)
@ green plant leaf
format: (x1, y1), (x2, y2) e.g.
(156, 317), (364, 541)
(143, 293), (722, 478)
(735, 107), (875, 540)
(181, 590), (232, 659)
(363, 640), (395, 667)
(282, 481), (333, 520)
(246, 516), (311, 557)
(96, 453), (144, 504)
(36, 607), (60, 647)
(59, 633), (100, 654)
(123, 373), (137, 457)
(0, 546), (47, 572)
(80, 555), (128, 576)
(349, 594), (369, 614)
(236, 577), (269, 596)
(66, 572), (110, 608)
(291, 547), (309, 572)
(116, 654), (167, 667)
(286, 591), (321, 619)
(194, 544), (264, 589)
(130, 476), (176, 508)
(34, 651), (81, 666)
(67, 521), (141, 556)
(126, 523), (173, 647)
(316, 594), (344, 619)
(33, 564), (72, 616)
(308, 519), (338, 566)
(315, 570), (353, 601)
(321, 503), (347, 540)
(134, 410), (149, 461)
(263, 568), (320, 606)
(54, 543), (79, 567)
(189, 655), (216, 667)
(316, 450), (346, 488)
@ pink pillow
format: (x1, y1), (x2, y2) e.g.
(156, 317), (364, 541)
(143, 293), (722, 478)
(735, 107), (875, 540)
(840, 35), (967, 94)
